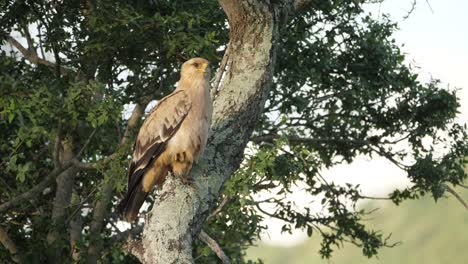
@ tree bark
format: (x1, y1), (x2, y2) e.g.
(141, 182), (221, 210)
(47, 138), (77, 262)
(69, 190), (82, 263)
(86, 183), (113, 263)
(134, 1), (290, 263)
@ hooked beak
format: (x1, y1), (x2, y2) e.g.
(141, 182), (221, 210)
(198, 62), (209, 73)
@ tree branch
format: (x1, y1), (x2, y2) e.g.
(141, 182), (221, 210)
(124, 240), (145, 262)
(53, 122), (62, 168)
(0, 226), (21, 263)
(211, 44), (230, 99)
(72, 160), (99, 170)
(425, 0), (434, 13)
(21, 24), (35, 54)
(358, 195), (391, 201)
(121, 102), (149, 144)
(119, 200), (231, 263)
(293, 0), (316, 10)
(69, 190), (82, 263)
(111, 224), (144, 244)
(1, 129), (97, 214)
(206, 196), (230, 221)
(47, 138), (77, 261)
(75, 128), (97, 159)
(6, 36), (73, 75)
(48, 102), (146, 172)
(251, 134), (371, 146)
(37, 24), (46, 60)
(372, 146), (408, 170)
(403, 0), (417, 20)
(199, 230), (230, 264)
(55, 101), (146, 171)
(0, 160), (76, 213)
(445, 185), (468, 211)
(86, 184), (114, 263)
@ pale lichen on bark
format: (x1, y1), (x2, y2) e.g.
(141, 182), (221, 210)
(133, 1), (293, 263)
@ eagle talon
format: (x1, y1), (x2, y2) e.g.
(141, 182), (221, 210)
(181, 176), (195, 186)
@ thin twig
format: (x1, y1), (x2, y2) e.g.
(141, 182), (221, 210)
(425, 0), (433, 13)
(445, 185), (468, 210)
(252, 197), (276, 204)
(108, 221), (124, 235)
(65, 187), (98, 224)
(176, 52), (189, 62)
(199, 230), (230, 264)
(251, 134), (371, 146)
(403, 0), (417, 20)
(206, 196), (229, 221)
(358, 195), (391, 201)
(211, 44), (230, 99)
(37, 24), (46, 60)
(53, 122), (62, 168)
(207, 196), (230, 221)
(75, 128), (97, 159)
(372, 146), (408, 170)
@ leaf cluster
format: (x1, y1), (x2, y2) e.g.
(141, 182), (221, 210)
(0, 0), (466, 263)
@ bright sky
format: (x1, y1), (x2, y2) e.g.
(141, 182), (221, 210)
(261, 0), (468, 246)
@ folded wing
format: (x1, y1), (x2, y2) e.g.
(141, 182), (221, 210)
(117, 90), (191, 220)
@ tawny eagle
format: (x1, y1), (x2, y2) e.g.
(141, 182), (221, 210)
(117, 57), (213, 222)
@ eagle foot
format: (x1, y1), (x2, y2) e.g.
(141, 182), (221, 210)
(180, 175), (195, 186)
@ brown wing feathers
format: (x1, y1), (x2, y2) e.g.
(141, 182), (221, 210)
(117, 91), (191, 221)
(117, 57), (212, 222)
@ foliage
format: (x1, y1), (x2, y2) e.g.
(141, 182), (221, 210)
(0, 0), (466, 263)
(247, 191), (468, 264)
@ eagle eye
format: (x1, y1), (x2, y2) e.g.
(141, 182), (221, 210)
(193, 62), (199, 68)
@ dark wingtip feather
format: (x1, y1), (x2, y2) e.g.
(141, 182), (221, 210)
(117, 181), (149, 222)
(116, 197), (128, 217)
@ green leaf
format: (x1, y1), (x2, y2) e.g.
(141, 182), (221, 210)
(8, 112), (14, 123)
(17, 162), (31, 183)
(307, 226), (313, 237)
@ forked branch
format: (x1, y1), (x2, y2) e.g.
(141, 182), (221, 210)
(6, 36), (73, 75)
(199, 230), (231, 264)
(445, 185), (468, 210)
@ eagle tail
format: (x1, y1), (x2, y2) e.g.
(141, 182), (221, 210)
(117, 181), (148, 222)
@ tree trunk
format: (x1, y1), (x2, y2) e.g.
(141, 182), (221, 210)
(47, 138), (77, 262)
(86, 184), (113, 263)
(69, 190), (82, 263)
(132, 1), (287, 263)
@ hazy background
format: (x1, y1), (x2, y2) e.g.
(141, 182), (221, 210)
(247, 0), (468, 262)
